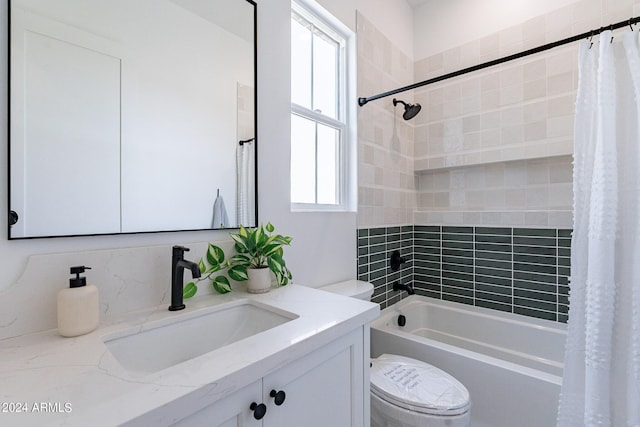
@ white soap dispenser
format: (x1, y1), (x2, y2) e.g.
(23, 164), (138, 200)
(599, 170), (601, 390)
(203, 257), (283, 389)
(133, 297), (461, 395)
(57, 266), (99, 337)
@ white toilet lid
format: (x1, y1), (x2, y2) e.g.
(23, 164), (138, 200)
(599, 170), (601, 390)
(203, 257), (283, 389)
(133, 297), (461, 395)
(371, 354), (470, 416)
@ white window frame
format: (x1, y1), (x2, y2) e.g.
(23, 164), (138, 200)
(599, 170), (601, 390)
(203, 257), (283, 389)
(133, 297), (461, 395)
(290, 0), (356, 212)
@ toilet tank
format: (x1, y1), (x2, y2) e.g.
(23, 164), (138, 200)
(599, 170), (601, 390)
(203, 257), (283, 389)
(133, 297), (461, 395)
(319, 280), (373, 301)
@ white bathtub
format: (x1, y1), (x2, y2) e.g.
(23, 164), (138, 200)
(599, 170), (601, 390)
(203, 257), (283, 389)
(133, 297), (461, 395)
(370, 296), (566, 427)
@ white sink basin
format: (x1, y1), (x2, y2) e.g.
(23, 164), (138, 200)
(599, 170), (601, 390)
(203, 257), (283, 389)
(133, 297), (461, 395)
(103, 300), (298, 374)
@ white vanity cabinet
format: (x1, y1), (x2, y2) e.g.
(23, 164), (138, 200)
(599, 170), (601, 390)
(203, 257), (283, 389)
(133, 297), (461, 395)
(175, 327), (367, 427)
(0, 286), (379, 427)
(262, 328), (365, 427)
(176, 380), (262, 427)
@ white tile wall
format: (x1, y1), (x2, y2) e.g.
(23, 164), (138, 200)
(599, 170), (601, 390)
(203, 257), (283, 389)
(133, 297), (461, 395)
(415, 156), (574, 227)
(413, 42), (577, 172)
(412, 0), (635, 174)
(358, 1), (635, 229)
(357, 12), (417, 228)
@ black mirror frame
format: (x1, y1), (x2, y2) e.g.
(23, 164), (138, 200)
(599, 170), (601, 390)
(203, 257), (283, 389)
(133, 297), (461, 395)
(6, 0), (258, 239)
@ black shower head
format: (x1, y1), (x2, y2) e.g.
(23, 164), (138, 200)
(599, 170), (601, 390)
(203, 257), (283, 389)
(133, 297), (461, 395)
(393, 98), (421, 120)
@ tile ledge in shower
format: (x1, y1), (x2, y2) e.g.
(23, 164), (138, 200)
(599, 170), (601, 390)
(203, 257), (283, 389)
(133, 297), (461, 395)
(414, 210), (573, 229)
(414, 141), (573, 173)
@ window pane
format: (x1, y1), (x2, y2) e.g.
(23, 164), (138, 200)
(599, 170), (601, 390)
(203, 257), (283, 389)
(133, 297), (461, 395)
(291, 114), (316, 203)
(290, 2), (350, 210)
(291, 15), (311, 109)
(312, 30), (338, 119)
(316, 123), (338, 205)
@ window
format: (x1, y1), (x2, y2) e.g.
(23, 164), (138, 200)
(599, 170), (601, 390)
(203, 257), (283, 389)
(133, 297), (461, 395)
(290, 1), (355, 211)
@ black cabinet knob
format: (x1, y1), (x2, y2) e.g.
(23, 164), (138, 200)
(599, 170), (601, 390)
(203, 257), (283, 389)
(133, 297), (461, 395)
(249, 402), (267, 420)
(270, 389), (286, 406)
(9, 210), (18, 227)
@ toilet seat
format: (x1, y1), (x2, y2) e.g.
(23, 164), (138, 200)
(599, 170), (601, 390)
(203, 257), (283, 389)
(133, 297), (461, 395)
(371, 354), (470, 416)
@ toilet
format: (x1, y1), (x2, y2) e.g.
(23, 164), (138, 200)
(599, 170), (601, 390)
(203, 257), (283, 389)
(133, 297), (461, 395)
(320, 280), (471, 427)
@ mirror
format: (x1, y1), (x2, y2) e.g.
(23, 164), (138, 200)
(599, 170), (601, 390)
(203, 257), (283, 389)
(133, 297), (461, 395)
(8, 0), (257, 239)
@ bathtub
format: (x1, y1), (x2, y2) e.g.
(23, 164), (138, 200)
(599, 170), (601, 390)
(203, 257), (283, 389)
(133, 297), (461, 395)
(370, 296), (566, 427)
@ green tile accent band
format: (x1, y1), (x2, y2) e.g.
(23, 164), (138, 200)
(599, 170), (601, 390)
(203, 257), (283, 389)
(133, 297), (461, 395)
(357, 225), (571, 323)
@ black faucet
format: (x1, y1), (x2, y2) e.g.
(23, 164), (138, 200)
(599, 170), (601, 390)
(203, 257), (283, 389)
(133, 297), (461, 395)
(169, 245), (202, 311)
(393, 281), (415, 295)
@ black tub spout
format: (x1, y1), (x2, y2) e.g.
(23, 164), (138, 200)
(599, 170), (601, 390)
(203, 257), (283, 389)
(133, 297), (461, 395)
(393, 281), (414, 295)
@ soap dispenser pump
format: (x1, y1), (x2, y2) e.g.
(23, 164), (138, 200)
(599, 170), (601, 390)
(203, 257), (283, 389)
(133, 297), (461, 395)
(57, 266), (99, 337)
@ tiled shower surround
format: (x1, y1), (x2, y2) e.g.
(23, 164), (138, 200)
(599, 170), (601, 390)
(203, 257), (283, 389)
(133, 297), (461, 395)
(358, 225), (570, 323)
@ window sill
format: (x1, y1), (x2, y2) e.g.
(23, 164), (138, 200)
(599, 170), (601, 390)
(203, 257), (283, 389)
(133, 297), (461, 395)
(291, 203), (355, 213)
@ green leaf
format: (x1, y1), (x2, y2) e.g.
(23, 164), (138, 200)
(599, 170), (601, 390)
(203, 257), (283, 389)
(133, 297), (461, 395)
(198, 258), (207, 275)
(265, 222), (275, 233)
(230, 233), (243, 246)
(228, 265), (248, 281)
(230, 254), (250, 264)
(282, 266), (293, 285)
(254, 226), (264, 246)
(233, 240), (248, 254)
(205, 263), (222, 274)
(262, 243), (282, 257)
(272, 259), (292, 286)
(274, 270), (288, 286)
(183, 282), (198, 299)
(267, 256), (283, 274)
(271, 251), (285, 265)
(206, 244), (225, 265)
(212, 276), (232, 294)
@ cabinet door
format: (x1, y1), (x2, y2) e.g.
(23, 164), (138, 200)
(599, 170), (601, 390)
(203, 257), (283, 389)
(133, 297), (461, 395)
(174, 380), (263, 427)
(263, 329), (365, 427)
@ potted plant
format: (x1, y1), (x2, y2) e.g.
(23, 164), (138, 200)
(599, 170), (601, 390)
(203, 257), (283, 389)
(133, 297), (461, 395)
(183, 222), (292, 298)
(231, 222), (293, 293)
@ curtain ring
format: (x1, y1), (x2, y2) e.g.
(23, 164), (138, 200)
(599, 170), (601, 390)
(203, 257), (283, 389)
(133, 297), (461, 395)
(610, 25), (614, 43)
(629, 18), (634, 31)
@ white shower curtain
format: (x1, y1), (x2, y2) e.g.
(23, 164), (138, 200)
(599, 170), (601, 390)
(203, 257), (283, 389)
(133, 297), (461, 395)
(557, 30), (640, 426)
(236, 142), (255, 226)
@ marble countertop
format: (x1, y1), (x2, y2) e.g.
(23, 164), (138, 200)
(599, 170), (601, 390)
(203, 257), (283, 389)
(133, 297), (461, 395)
(0, 284), (379, 426)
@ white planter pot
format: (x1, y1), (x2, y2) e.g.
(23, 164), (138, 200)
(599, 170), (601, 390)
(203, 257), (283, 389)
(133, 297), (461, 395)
(247, 267), (271, 293)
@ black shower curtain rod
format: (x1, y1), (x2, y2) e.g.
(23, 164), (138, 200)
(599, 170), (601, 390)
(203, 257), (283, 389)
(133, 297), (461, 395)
(358, 15), (640, 107)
